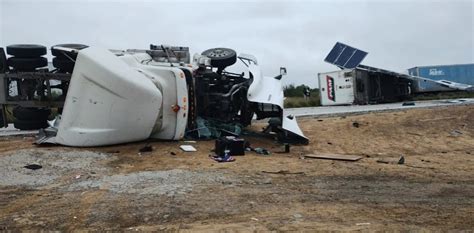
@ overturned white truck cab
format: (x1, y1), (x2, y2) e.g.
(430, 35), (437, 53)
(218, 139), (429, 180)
(37, 45), (308, 146)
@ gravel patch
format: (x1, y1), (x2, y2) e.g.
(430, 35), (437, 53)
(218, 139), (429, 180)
(0, 149), (113, 187)
(68, 169), (233, 196)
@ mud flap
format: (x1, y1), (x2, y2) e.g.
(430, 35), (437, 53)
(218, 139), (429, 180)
(281, 115), (309, 144)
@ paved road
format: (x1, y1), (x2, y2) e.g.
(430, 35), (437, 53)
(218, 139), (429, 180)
(0, 124), (37, 137)
(286, 98), (474, 117)
(2, 98), (473, 137)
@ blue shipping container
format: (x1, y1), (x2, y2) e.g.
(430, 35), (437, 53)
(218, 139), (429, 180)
(408, 63), (474, 92)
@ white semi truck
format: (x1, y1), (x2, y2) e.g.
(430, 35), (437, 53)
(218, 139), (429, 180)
(0, 44), (308, 146)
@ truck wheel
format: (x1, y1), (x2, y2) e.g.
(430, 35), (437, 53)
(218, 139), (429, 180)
(13, 119), (49, 130)
(51, 44), (88, 59)
(7, 57), (48, 71)
(201, 48), (237, 68)
(6, 44), (47, 57)
(13, 106), (51, 121)
(52, 57), (75, 73)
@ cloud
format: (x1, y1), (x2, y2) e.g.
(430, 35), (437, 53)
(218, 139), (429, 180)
(1, 0), (472, 87)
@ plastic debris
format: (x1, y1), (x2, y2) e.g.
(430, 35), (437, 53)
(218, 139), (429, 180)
(180, 145), (197, 152)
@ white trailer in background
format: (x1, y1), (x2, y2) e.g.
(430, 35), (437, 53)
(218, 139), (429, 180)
(318, 70), (355, 106)
(318, 68), (413, 106)
(319, 42), (473, 106)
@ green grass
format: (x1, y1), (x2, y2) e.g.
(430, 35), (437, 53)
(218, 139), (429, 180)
(284, 96), (320, 108)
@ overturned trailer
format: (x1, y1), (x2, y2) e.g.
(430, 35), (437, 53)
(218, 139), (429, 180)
(0, 44), (308, 146)
(319, 42), (473, 106)
(319, 68), (412, 105)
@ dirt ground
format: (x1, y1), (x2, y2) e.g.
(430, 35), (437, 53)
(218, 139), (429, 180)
(0, 105), (473, 231)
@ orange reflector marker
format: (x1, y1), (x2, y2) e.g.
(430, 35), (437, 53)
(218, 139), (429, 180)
(172, 105), (180, 113)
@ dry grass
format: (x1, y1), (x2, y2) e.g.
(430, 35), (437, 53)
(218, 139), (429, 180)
(284, 96), (320, 108)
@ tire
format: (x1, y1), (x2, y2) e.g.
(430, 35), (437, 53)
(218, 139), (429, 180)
(201, 48), (237, 68)
(51, 44), (88, 59)
(13, 119), (49, 130)
(6, 44), (47, 57)
(13, 107), (51, 121)
(52, 57), (75, 73)
(7, 57), (48, 71)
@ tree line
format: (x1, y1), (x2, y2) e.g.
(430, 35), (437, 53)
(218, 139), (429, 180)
(283, 84), (319, 97)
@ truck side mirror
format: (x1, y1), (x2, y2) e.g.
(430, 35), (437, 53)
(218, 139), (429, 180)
(280, 67), (287, 76)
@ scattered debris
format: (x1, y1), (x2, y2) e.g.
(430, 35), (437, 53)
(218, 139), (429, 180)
(24, 164), (42, 170)
(262, 170), (304, 175)
(356, 222), (371, 226)
(180, 145), (197, 152)
(449, 130), (463, 137)
(376, 156), (405, 165)
(170, 152), (177, 156)
(215, 136), (246, 156)
(406, 132), (423, 136)
(304, 154), (363, 162)
(250, 217), (259, 221)
(183, 140), (197, 143)
(402, 102), (415, 106)
(398, 156), (405, 164)
(253, 147), (271, 155)
(210, 151), (235, 163)
(352, 122), (360, 128)
(293, 213), (303, 219)
(139, 145), (153, 153)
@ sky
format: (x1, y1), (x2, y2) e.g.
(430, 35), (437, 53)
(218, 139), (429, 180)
(0, 0), (473, 88)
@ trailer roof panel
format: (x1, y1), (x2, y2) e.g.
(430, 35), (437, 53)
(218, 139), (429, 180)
(324, 42), (368, 69)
